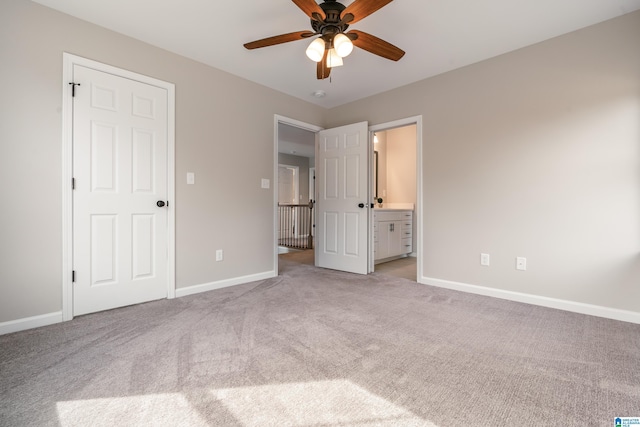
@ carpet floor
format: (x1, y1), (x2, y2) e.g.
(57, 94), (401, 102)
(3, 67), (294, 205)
(1, 253), (639, 426)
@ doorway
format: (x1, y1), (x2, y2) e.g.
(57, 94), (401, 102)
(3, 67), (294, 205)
(370, 117), (423, 282)
(371, 124), (418, 280)
(273, 115), (423, 282)
(274, 117), (321, 263)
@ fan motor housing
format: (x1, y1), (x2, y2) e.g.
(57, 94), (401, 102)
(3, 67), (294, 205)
(312, 0), (349, 36)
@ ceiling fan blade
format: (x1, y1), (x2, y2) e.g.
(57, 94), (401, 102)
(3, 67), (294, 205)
(342, 0), (393, 24)
(292, 0), (326, 20)
(317, 49), (331, 80)
(244, 31), (315, 50)
(349, 30), (405, 61)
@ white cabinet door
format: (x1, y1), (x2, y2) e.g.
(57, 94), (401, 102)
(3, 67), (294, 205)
(374, 211), (413, 262)
(388, 221), (403, 256)
(316, 122), (369, 274)
(73, 64), (168, 315)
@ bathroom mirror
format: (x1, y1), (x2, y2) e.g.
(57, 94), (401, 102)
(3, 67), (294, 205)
(373, 151), (378, 199)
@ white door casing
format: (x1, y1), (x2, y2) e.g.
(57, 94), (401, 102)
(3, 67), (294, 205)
(315, 122), (369, 274)
(63, 54), (175, 319)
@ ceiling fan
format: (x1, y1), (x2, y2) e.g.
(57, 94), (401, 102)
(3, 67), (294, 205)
(244, 0), (405, 80)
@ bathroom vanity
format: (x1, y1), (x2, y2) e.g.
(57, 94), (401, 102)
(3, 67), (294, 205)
(373, 209), (413, 264)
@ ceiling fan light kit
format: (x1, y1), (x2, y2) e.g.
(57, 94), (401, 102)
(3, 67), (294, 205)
(326, 48), (344, 67)
(244, 0), (405, 80)
(306, 38), (326, 62)
(333, 33), (354, 57)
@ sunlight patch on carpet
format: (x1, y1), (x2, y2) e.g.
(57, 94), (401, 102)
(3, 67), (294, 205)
(212, 379), (436, 426)
(56, 380), (437, 426)
(56, 393), (210, 426)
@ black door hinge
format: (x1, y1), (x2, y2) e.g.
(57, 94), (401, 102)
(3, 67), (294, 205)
(72, 270), (76, 282)
(69, 82), (81, 97)
(72, 178), (76, 190)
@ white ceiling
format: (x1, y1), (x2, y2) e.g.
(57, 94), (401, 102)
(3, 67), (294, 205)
(32, 0), (640, 108)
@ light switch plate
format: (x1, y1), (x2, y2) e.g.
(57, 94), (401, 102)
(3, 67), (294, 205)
(261, 178), (270, 189)
(187, 172), (195, 185)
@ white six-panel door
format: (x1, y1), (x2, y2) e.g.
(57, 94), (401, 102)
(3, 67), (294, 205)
(72, 64), (168, 315)
(315, 122), (369, 274)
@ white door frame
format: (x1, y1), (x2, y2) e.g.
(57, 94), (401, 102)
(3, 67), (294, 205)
(273, 115), (323, 270)
(368, 116), (423, 280)
(61, 53), (176, 321)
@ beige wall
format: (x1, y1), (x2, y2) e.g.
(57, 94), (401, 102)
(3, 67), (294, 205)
(385, 125), (417, 206)
(0, 0), (324, 323)
(2, 0), (639, 326)
(327, 11), (640, 313)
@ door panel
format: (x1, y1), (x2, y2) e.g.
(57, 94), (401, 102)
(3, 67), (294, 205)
(324, 158), (339, 199)
(316, 122), (369, 274)
(73, 64), (168, 316)
(91, 214), (117, 284)
(132, 129), (155, 192)
(132, 214), (155, 279)
(91, 122), (117, 191)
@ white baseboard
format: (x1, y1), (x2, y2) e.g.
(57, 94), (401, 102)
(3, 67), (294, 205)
(175, 270), (277, 298)
(420, 276), (640, 325)
(2, 271), (276, 335)
(0, 311), (63, 336)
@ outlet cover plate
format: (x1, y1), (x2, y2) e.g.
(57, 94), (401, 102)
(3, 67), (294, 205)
(480, 253), (490, 266)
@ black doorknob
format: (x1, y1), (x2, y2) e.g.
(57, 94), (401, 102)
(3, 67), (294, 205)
(358, 203), (365, 208)
(157, 200), (166, 207)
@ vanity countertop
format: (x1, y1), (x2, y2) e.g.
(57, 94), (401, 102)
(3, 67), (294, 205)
(373, 203), (414, 211)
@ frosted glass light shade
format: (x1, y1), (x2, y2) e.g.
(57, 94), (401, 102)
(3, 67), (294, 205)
(326, 48), (343, 68)
(306, 38), (326, 62)
(333, 33), (353, 57)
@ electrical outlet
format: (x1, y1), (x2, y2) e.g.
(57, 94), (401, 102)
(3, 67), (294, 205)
(480, 253), (490, 266)
(216, 249), (223, 262)
(516, 257), (526, 271)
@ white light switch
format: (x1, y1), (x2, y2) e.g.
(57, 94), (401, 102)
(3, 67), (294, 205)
(261, 178), (270, 189)
(187, 172), (195, 185)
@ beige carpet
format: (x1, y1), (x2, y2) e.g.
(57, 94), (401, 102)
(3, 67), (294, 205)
(1, 253), (639, 426)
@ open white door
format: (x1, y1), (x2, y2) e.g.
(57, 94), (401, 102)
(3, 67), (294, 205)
(315, 122), (369, 274)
